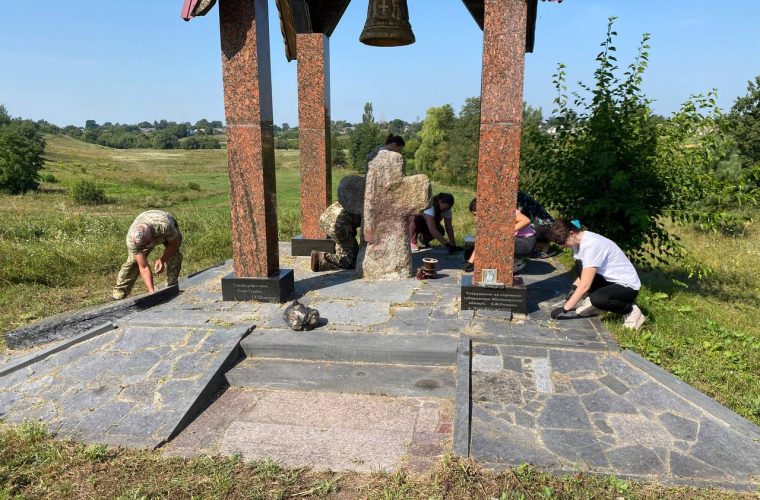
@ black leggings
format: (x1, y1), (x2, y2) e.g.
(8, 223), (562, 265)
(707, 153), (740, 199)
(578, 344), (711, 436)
(575, 261), (638, 315)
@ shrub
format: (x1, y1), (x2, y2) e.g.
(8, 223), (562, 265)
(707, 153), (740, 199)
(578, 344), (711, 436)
(187, 181), (201, 191)
(70, 179), (108, 205)
(40, 173), (57, 183)
(0, 106), (46, 194)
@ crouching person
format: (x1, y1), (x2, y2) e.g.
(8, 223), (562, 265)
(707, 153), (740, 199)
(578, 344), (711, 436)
(112, 210), (183, 300)
(548, 219), (645, 330)
(310, 202), (361, 272)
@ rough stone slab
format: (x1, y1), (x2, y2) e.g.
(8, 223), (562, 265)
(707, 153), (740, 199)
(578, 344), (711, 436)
(453, 337), (471, 457)
(226, 358), (455, 398)
(622, 350), (760, 439)
(313, 279), (420, 304)
(308, 299), (392, 327)
(4, 286), (178, 350)
(240, 330), (457, 366)
(0, 323), (115, 377)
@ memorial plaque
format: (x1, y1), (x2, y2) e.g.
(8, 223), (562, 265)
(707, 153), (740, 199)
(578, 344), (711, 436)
(461, 275), (526, 314)
(221, 269), (294, 302)
(290, 235), (336, 256)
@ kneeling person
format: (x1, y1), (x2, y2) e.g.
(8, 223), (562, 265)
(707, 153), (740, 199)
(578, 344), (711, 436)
(112, 210), (183, 300)
(310, 202), (361, 271)
(548, 219), (645, 330)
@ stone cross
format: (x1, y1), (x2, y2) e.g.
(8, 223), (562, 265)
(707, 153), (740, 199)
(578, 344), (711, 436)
(356, 150), (431, 280)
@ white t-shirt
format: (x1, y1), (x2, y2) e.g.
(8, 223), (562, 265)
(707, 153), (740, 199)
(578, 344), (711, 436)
(423, 206), (452, 219)
(574, 231), (641, 290)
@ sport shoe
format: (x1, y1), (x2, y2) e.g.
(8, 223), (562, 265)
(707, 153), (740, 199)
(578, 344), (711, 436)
(310, 251), (321, 272)
(623, 305), (646, 330)
(410, 242), (419, 252)
(462, 261), (474, 272)
(575, 296), (600, 317)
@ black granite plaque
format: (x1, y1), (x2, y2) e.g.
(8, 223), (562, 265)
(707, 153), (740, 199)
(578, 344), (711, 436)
(464, 235), (475, 262)
(221, 269), (294, 302)
(460, 275), (527, 314)
(290, 235), (336, 256)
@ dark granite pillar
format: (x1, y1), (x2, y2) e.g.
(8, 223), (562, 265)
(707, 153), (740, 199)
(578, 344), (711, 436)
(219, 0), (293, 301)
(297, 33), (332, 238)
(473, 0), (527, 286)
(290, 33), (336, 256)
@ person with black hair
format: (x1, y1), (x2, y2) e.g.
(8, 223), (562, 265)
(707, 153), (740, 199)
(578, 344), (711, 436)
(365, 134), (406, 173)
(408, 192), (461, 254)
(547, 218), (646, 330)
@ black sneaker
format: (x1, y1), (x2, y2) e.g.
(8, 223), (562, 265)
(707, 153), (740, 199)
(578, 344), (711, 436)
(462, 262), (474, 272)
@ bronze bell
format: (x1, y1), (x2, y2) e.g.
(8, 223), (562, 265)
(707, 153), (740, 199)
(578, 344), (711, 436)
(359, 0), (415, 47)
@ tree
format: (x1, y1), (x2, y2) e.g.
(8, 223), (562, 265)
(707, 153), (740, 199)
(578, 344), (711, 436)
(348, 102), (382, 171)
(728, 75), (760, 163)
(414, 105), (455, 178)
(0, 106), (46, 194)
(447, 97), (481, 185)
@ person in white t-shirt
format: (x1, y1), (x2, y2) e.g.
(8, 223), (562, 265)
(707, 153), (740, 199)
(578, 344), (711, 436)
(547, 219), (646, 330)
(408, 192), (461, 253)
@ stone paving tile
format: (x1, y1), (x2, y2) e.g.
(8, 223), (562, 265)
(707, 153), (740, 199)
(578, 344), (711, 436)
(167, 389), (453, 473)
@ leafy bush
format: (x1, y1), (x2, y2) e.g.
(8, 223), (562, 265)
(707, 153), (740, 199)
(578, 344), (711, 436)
(187, 181), (201, 191)
(70, 179), (108, 205)
(728, 75), (760, 163)
(0, 105), (46, 194)
(40, 173), (57, 183)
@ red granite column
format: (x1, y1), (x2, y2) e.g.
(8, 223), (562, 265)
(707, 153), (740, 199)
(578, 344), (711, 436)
(297, 33), (332, 239)
(474, 0), (527, 285)
(219, 0), (279, 277)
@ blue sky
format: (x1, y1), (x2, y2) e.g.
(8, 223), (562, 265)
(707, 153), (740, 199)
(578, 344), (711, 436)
(1, 1), (758, 127)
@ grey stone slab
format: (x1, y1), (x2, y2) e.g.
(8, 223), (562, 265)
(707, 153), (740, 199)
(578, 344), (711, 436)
(471, 405), (556, 466)
(658, 412), (698, 441)
(625, 382), (701, 418)
(540, 429), (608, 467)
(607, 445), (664, 476)
(501, 355), (523, 374)
(309, 300), (391, 326)
(474, 309), (512, 320)
(549, 350), (600, 374)
(599, 374), (630, 395)
(594, 418), (614, 434)
(571, 379), (601, 395)
(472, 355), (503, 373)
(240, 330), (457, 366)
(315, 280), (418, 304)
(472, 372), (523, 405)
(538, 395), (591, 430)
(428, 319), (470, 335)
(532, 358), (553, 393)
(623, 350), (760, 439)
(599, 357), (650, 387)
(581, 389), (637, 414)
(468, 319), (511, 335)
(669, 451), (726, 479)
(689, 418), (760, 477)
(501, 345), (548, 358)
(410, 292), (437, 305)
(473, 344), (499, 356)
(225, 359), (455, 399)
(453, 337), (471, 457)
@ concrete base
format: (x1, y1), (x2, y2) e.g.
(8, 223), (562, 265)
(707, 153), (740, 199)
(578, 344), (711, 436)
(460, 274), (527, 314)
(290, 235), (336, 256)
(221, 269), (294, 303)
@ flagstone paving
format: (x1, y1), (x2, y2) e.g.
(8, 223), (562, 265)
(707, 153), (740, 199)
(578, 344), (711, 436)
(1, 243), (759, 490)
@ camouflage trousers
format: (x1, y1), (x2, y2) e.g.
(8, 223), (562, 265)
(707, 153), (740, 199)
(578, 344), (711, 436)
(112, 250), (183, 300)
(318, 203), (360, 271)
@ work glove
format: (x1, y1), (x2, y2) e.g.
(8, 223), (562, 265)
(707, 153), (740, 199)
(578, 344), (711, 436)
(550, 306), (571, 320)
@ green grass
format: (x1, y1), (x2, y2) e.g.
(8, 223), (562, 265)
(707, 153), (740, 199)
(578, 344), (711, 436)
(0, 422), (748, 499)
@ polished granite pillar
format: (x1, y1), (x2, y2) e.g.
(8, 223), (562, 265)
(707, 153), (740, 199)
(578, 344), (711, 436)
(291, 33), (335, 256)
(219, 0), (292, 301)
(462, 0), (528, 312)
(473, 0), (527, 286)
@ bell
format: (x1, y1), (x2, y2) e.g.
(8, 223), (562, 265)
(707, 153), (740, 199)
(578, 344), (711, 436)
(359, 0), (416, 47)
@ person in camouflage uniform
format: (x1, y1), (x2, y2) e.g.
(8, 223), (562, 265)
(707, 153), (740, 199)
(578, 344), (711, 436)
(310, 202), (361, 271)
(112, 210), (183, 300)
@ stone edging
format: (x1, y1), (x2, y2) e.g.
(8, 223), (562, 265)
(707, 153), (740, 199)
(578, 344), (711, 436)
(622, 350), (760, 439)
(453, 336), (472, 456)
(3, 285), (179, 350)
(0, 322), (116, 377)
